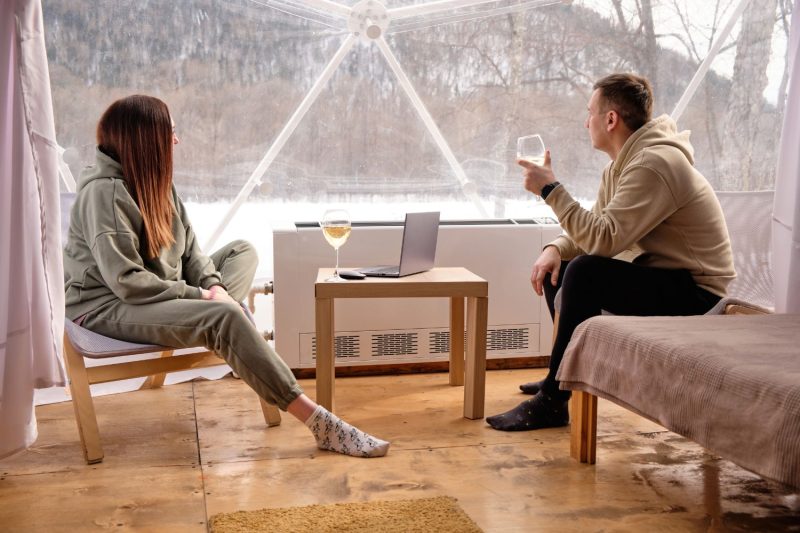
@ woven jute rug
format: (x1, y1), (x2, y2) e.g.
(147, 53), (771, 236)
(209, 496), (483, 532)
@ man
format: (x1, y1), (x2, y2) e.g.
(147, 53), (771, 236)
(486, 73), (735, 431)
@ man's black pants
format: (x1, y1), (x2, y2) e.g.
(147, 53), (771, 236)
(541, 255), (722, 399)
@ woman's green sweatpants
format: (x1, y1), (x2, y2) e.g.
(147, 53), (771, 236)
(81, 240), (303, 410)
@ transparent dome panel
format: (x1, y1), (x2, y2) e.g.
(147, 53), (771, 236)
(44, 0), (791, 265)
(575, 0), (790, 192)
(261, 38), (479, 220)
(44, 0), (345, 199)
(667, 0), (790, 191)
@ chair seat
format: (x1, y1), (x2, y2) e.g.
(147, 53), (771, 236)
(64, 320), (170, 359)
(65, 303), (257, 359)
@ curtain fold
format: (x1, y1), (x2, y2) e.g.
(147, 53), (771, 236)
(0, 0), (66, 460)
(773, 0), (800, 314)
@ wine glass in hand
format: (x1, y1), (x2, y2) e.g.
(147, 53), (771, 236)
(320, 209), (351, 282)
(517, 134), (546, 166)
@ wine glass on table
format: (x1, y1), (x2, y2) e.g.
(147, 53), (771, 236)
(320, 209), (351, 282)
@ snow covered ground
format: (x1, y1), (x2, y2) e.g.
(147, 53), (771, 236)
(185, 198), (561, 280)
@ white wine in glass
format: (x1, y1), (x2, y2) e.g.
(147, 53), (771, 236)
(517, 134), (546, 166)
(320, 209), (351, 282)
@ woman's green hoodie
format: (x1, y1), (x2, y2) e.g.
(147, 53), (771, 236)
(63, 149), (223, 320)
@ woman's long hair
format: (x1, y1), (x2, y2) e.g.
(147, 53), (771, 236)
(97, 95), (175, 259)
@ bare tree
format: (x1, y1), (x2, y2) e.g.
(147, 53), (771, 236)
(720, 0), (780, 190)
(775, 0), (794, 119)
(609, 0), (659, 87)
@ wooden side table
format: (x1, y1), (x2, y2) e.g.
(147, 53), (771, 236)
(314, 267), (489, 419)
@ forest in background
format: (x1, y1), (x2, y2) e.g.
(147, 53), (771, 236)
(43, 0), (791, 206)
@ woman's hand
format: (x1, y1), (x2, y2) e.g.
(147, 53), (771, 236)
(201, 285), (240, 307)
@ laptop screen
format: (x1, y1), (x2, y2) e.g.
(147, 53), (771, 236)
(398, 211), (440, 276)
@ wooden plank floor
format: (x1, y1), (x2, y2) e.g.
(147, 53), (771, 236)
(2, 369), (799, 532)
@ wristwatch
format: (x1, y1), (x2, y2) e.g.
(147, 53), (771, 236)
(540, 181), (561, 200)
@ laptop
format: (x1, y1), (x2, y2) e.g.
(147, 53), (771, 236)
(358, 212), (440, 277)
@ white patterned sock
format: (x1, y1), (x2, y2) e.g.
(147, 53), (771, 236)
(304, 405), (390, 458)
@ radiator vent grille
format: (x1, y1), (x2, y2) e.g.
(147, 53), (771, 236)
(335, 335), (360, 358)
(311, 335), (361, 360)
(428, 331), (469, 354)
(299, 324), (537, 366)
(430, 328), (529, 353)
(487, 328), (529, 351)
(429, 331), (449, 354)
(371, 332), (418, 357)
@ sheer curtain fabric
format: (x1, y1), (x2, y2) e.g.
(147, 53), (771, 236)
(773, 0), (800, 314)
(0, 0), (66, 459)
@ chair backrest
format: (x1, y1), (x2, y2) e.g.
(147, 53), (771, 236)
(715, 190), (774, 310)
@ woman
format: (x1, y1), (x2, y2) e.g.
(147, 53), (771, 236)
(63, 95), (389, 458)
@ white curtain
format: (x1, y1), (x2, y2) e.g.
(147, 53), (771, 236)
(0, 0), (66, 459)
(773, 0), (800, 314)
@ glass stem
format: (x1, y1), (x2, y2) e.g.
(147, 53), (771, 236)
(335, 247), (340, 276)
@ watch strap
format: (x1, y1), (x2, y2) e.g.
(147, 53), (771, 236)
(541, 181), (561, 200)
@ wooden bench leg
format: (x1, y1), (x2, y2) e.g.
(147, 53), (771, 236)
(570, 390), (597, 464)
(63, 334), (104, 464)
(259, 398), (282, 427)
(552, 310), (598, 464)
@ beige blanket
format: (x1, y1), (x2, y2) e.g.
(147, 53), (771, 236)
(557, 314), (800, 487)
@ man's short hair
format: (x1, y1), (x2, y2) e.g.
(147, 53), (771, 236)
(593, 73), (653, 131)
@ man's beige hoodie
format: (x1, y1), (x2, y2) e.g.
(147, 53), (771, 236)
(544, 115), (735, 296)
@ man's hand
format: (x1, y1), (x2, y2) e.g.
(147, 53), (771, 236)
(530, 246), (562, 296)
(519, 150), (556, 196)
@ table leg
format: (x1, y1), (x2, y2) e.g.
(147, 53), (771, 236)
(315, 297), (335, 412)
(464, 296), (488, 419)
(449, 296), (465, 386)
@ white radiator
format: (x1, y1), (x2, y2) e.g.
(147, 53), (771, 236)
(272, 220), (561, 369)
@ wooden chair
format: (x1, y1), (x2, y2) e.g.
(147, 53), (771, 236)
(60, 192), (280, 464)
(63, 320), (282, 464)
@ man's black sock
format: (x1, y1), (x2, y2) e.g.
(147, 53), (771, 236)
(486, 391), (569, 431)
(519, 378), (545, 395)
